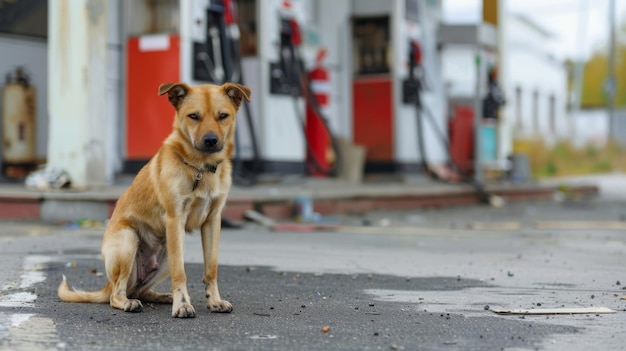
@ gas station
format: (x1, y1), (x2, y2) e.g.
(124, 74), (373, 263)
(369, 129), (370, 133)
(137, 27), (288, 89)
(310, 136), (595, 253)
(121, 0), (448, 179)
(2, 0), (507, 189)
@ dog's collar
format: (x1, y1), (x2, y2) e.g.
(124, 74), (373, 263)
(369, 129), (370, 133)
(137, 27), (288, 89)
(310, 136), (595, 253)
(180, 158), (222, 191)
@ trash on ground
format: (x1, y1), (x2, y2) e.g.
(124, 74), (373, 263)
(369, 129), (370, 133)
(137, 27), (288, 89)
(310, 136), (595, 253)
(293, 194), (314, 222)
(244, 210), (276, 227)
(270, 223), (338, 232)
(321, 326), (330, 333)
(488, 306), (616, 315)
(59, 219), (104, 229)
(25, 166), (71, 190)
(221, 217), (243, 229)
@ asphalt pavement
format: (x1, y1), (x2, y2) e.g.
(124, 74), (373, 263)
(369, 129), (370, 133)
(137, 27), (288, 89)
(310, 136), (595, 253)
(1, 178), (625, 350)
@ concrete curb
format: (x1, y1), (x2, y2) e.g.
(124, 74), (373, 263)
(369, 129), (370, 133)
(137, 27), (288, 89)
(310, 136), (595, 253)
(0, 181), (598, 222)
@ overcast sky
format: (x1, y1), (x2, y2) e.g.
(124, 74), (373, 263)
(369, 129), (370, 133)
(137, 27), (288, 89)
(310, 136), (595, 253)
(442, 0), (625, 60)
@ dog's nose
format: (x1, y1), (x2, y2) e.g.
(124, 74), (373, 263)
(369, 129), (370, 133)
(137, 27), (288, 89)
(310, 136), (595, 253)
(203, 133), (219, 147)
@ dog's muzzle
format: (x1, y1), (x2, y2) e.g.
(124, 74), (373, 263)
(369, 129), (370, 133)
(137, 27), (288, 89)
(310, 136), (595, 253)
(197, 133), (223, 153)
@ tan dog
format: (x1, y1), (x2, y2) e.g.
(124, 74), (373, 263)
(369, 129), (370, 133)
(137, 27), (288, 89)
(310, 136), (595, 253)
(58, 82), (250, 318)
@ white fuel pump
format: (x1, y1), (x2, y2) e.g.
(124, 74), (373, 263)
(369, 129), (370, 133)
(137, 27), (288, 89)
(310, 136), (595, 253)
(180, 0), (312, 175)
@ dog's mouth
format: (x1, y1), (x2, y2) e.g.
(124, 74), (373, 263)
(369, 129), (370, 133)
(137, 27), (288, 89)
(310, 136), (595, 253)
(195, 144), (224, 154)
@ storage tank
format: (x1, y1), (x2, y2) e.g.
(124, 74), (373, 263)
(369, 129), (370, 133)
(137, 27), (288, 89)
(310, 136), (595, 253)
(2, 68), (37, 177)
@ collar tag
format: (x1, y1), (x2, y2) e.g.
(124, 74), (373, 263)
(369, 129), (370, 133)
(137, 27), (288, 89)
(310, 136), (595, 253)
(192, 172), (203, 191)
(181, 157), (221, 191)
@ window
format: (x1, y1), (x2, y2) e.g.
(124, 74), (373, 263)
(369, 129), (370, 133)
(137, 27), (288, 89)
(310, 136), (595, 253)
(352, 17), (391, 76)
(0, 0), (48, 38)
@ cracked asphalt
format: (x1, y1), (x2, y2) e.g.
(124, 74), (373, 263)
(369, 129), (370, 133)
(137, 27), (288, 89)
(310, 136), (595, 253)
(1, 197), (625, 350)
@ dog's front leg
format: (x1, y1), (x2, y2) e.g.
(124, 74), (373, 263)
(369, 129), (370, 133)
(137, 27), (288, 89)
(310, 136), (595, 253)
(201, 198), (232, 313)
(166, 217), (196, 318)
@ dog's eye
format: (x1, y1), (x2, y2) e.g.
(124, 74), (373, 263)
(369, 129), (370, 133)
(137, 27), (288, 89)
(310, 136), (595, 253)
(187, 113), (199, 120)
(218, 113), (229, 121)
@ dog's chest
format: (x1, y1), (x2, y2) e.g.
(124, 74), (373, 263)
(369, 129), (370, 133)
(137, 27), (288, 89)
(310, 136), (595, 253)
(183, 192), (214, 231)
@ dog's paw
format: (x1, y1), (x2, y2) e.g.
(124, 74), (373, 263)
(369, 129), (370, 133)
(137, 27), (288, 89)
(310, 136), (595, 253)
(124, 299), (143, 313)
(172, 303), (196, 318)
(208, 299), (233, 313)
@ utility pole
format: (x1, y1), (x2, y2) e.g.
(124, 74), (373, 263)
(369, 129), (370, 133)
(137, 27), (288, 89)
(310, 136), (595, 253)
(572, 0), (588, 139)
(607, 0), (616, 139)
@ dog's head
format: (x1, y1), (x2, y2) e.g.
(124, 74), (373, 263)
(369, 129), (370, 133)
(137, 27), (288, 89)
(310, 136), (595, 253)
(158, 82), (251, 157)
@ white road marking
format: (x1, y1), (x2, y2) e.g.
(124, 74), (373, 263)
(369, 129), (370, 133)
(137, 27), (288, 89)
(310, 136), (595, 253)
(0, 255), (61, 350)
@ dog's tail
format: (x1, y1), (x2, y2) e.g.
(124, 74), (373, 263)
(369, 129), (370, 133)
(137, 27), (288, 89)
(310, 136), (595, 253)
(58, 275), (111, 304)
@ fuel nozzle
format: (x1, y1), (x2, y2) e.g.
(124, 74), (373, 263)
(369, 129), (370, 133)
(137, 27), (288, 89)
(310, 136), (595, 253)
(280, 17), (301, 47)
(408, 40), (422, 82)
(402, 40), (422, 105)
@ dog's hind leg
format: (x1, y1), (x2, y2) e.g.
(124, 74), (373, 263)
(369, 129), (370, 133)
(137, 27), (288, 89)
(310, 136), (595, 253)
(102, 226), (143, 312)
(137, 268), (173, 304)
(140, 290), (173, 304)
(135, 244), (172, 304)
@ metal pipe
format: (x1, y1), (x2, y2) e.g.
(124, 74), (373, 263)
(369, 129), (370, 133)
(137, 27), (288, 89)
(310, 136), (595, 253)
(607, 0), (616, 140)
(473, 48), (484, 184)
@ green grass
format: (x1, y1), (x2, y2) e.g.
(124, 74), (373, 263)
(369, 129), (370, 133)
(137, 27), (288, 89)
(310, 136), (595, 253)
(524, 139), (626, 179)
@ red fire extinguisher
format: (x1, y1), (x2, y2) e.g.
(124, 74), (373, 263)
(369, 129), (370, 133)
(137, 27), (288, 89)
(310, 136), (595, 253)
(305, 48), (331, 177)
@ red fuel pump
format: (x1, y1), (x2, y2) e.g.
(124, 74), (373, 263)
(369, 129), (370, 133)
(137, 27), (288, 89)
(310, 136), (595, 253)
(276, 14), (341, 177)
(305, 49), (331, 177)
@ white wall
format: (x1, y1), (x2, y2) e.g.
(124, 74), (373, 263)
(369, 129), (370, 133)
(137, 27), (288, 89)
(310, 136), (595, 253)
(571, 109), (609, 148)
(0, 36), (48, 159)
(442, 46), (476, 98)
(504, 16), (568, 143)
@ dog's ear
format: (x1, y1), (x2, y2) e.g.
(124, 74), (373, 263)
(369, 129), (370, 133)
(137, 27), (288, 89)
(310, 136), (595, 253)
(222, 83), (251, 108)
(158, 82), (190, 108)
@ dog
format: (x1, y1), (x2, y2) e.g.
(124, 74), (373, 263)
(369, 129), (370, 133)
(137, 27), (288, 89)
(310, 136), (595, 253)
(58, 82), (251, 318)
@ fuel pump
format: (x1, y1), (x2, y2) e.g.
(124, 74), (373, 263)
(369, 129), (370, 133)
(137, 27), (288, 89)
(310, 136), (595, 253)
(270, 17), (302, 96)
(403, 40), (428, 173)
(194, 0), (235, 83)
(272, 15), (341, 177)
(404, 40), (502, 206)
(192, 0), (261, 185)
